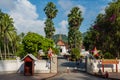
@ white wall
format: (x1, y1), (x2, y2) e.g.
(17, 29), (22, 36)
(0, 60), (50, 74)
(86, 59), (120, 73)
(34, 60), (50, 73)
(61, 46), (67, 53)
(92, 60), (120, 72)
(60, 46), (68, 55)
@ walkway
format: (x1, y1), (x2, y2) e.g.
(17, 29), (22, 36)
(108, 72), (120, 80)
(47, 72), (106, 80)
(47, 56), (105, 80)
(47, 56), (120, 80)
(0, 73), (56, 80)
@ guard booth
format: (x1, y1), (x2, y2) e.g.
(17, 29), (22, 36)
(22, 54), (37, 76)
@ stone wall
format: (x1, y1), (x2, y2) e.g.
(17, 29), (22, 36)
(50, 55), (57, 73)
(86, 57), (94, 74)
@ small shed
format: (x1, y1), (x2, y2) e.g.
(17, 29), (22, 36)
(22, 54), (37, 76)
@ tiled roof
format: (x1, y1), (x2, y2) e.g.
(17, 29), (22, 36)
(57, 40), (65, 46)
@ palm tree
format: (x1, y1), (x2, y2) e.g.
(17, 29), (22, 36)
(0, 13), (16, 59)
(68, 7), (83, 29)
(44, 18), (55, 39)
(0, 10), (4, 59)
(44, 2), (58, 19)
(68, 7), (83, 49)
(44, 2), (58, 39)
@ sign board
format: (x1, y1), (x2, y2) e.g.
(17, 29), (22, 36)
(102, 60), (119, 64)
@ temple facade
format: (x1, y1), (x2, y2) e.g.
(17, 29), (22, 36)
(56, 35), (68, 55)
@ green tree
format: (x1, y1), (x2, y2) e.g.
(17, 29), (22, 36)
(105, 0), (120, 58)
(0, 10), (4, 59)
(44, 2), (58, 39)
(68, 7), (83, 49)
(0, 11), (17, 59)
(15, 32), (25, 58)
(71, 48), (80, 60)
(44, 2), (58, 19)
(22, 32), (54, 57)
(83, 0), (120, 58)
(44, 18), (55, 39)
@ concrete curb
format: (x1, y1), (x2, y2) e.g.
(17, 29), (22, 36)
(87, 72), (120, 80)
(41, 69), (120, 80)
(41, 73), (58, 80)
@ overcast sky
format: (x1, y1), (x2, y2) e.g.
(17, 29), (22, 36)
(0, 0), (112, 36)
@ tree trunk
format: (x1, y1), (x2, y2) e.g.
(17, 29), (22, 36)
(0, 36), (3, 60)
(4, 36), (7, 59)
(6, 40), (10, 58)
(11, 42), (15, 55)
(0, 46), (3, 60)
(14, 43), (17, 55)
(0, 29), (3, 60)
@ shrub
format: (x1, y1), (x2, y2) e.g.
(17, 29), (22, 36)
(104, 52), (114, 59)
(70, 48), (80, 60)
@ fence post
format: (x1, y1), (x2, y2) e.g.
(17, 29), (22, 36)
(102, 58), (104, 72)
(50, 55), (57, 73)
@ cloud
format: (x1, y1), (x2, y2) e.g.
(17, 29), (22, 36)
(99, 6), (106, 14)
(58, 0), (73, 10)
(1, 0), (45, 36)
(0, 0), (16, 10)
(58, 0), (85, 15)
(56, 20), (68, 35)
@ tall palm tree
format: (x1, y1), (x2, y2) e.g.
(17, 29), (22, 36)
(68, 7), (83, 49)
(0, 10), (4, 59)
(44, 2), (58, 39)
(44, 2), (58, 19)
(0, 13), (16, 59)
(44, 18), (55, 39)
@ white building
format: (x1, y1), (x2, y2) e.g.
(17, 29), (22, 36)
(56, 35), (68, 55)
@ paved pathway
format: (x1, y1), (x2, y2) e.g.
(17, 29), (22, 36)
(47, 72), (106, 80)
(47, 56), (105, 80)
(57, 56), (85, 72)
(0, 73), (56, 80)
(108, 72), (120, 80)
(0, 73), (55, 80)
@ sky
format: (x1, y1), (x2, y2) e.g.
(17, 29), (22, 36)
(0, 0), (112, 36)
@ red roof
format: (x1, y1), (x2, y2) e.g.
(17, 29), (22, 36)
(22, 54), (38, 61)
(57, 40), (65, 46)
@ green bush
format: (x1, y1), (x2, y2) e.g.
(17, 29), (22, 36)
(71, 48), (80, 60)
(16, 44), (26, 58)
(104, 52), (114, 59)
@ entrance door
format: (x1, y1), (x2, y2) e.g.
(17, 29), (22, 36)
(25, 62), (32, 75)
